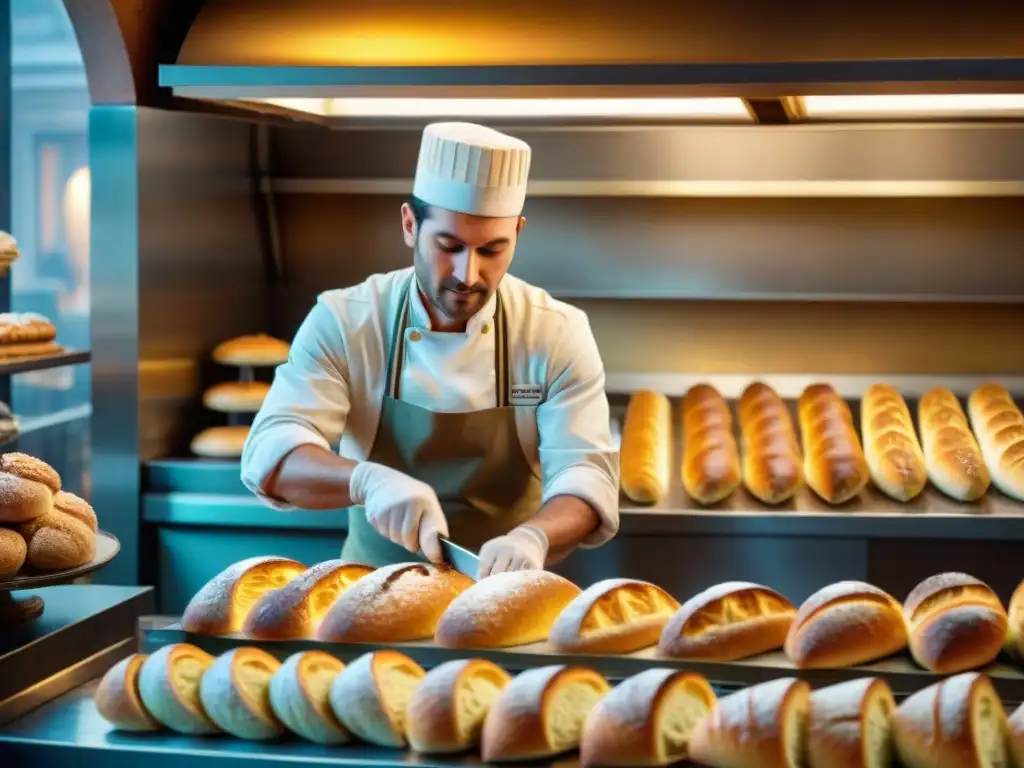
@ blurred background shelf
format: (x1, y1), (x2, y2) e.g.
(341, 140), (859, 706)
(0, 349), (89, 376)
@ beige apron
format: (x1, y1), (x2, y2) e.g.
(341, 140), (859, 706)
(341, 277), (543, 566)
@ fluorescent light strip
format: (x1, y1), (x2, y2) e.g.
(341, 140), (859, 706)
(803, 94), (1024, 118)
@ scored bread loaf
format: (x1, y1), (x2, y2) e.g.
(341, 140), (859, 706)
(0, 452), (59, 523)
(316, 562), (473, 643)
(893, 672), (1008, 768)
(94, 653), (161, 732)
(199, 647), (284, 740)
(737, 382), (803, 505)
(481, 665), (610, 763)
(548, 578), (680, 654)
(784, 580), (908, 668)
(918, 387), (990, 502)
(903, 572), (1007, 674)
(137, 643), (219, 735)
(968, 382), (1024, 501)
(806, 677), (896, 768)
(658, 581), (796, 661)
(405, 658), (512, 754)
(181, 556), (307, 635)
(688, 677), (810, 768)
(861, 383), (928, 502)
(579, 668), (717, 767)
(1004, 579), (1024, 664)
(620, 390), (672, 504)
(242, 559), (374, 640)
(0, 527), (26, 579)
(328, 650), (425, 748)
(681, 384), (741, 505)
(435, 570), (581, 649)
(1007, 701), (1024, 768)
(268, 651), (349, 745)
(798, 384), (870, 505)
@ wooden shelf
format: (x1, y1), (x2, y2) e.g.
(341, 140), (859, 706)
(0, 350), (90, 376)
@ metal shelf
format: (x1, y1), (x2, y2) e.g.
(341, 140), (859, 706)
(0, 349), (90, 376)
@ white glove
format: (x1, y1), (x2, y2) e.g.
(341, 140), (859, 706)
(478, 525), (549, 578)
(348, 462), (449, 564)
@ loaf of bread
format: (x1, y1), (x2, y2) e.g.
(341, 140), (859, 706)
(268, 651), (349, 745)
(893, 672), (1008, 768)
(784, 580), (908, 668)
(212, 334), (290, 367)
(405, 658), (512, 754)
(181, 556), (307, 635)
(806, 677), (896, 768)
(861, 383), (928, 502)
(95, 653), (161, 732)
(242, 559), (374, 640)
(0, 527), (26, 579)
(548, 578), (680, 654)
(903, 572), (1007, 674)
(737, 382), (803, 505)
(202, 381), (271, 413)
(681, 384), (742, 505)
(191, 426), (250, 459)
(579, 668), (716, 767)
(1007, 701), (1024, 768)
(968, 382), (1024, 501)
(658, 581), (796, 660)
(1004, 578), (1024, 664)
(199, 647), (284, 740)
(0, 312), (56, 344)
(620, 390), (672, 504)
(435, 570), (581, 649)
(798, 384), (870, 504)
(0, 452), (59, 523)
(18, 506), (95, 570)
(328, 650), (425, 748)
(688, 677), (810, 768)
(316, 562), (473, 643)
(481, 665), (610, 762)
(137, 643), (219, 735)
(918, 387), (990, 502)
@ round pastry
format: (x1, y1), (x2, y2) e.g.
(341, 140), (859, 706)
(95, 653), (161, 732)
(268, 651), (350, 745)
(0, 452), (60, 491)
(212, 334), (290, 367)
(137, 643), (219, 735)
(54, 490), (97, 532)
(0, 453), (60, 524)
(18, 509), (95, 570)
(0, 527), (27, 579)
(199, 647), (284, 740)
(190, 426), (250, 459)
(202, 381), (271, 413)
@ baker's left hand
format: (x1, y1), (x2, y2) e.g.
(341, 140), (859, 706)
(478, 525), (549, 578)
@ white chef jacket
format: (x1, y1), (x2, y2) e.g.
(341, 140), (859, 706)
(241, 267), (620, 547)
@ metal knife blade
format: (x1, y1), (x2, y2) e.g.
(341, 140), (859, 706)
(439, 537), (480, 580)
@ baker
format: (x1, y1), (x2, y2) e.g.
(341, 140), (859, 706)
(240, 122), (619, 577)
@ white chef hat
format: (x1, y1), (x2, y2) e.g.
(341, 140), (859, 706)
(412, 122), (532, 218)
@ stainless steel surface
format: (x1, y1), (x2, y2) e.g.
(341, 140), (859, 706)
(439, 538), (479, 580)
(0, 531), (120, 591)
(0, 349), (91, 376)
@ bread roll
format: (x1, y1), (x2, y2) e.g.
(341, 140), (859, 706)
(968, 382), (1024, 501)
(434, 570), (581, 649)
(688, 677), (810, 768)
(181, 556), (307, 635)
(1004, 578), (1024, 664)
(1007, 701), (1024, 768)
(0, 452), (60, 492)
(328, 650), (425, 748)
(893, 672), (1008, 768)
(0, 452), (59, 523)
(784, 580), (908, 668)
(658, 581), (796, 661)
(137, 643), (219, 735)
(0, 312), (56, 343)
(903, 572), (1007, 674)
(806, 677), (896, 768)
(202, 381), (271, 413)
(190, 426), (250, 459)
(548, 578), (680, 654)
(242, 559), (374, 640)
(861, 383), (928, 502)
(918, 387), (990, 502)
(405, 658), (512, 754)
(198, 647), (283, 740)
(481, 665), (610, 762)
(212, 334), (290, 367)
(268, 651), (349, 745)
(18, 507), (95, 570)
(54, 490), (97, 532)
(620, 390), (672, 504)
(579, 668), (716, 767)
(681, 384), (741, 505)
(737, 382), (803, 505)
(798, 384), (870, 504)
(95, 653), (161, 732)
(0, 527), (26, 579)
(316, 562), (472, 643)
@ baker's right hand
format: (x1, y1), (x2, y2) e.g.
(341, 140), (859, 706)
(348, 461), (449, 564)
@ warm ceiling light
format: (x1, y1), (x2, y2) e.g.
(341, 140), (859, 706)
(802, 94), (1024, 119)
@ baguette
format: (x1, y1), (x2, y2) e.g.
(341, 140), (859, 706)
(861, 383), (928, 502)
(892, 672), (1008, 768)
(199, 647), (284, 740)
(405, 658), (512, 754)
(806, 678), (896, 768)
(658, 581), (796, 661)
(137, 643), (219, 735)
(681, 384), (741, 505)
(328, 650), (425, 748)
(784, 580), (908, 668)
(737, 382), (803, 505)
(579, 668), (716, 767)
(480, 665), (610, 762)
(918, 387), (990, 502)
(903, 572), (1007, 674)
(435, 570), (581, 649)
(548, 578), (680, 654)
(968, 382), (1024, 501)
(620, 390), (672, 504)
(1005, 579), (1024, 665)
(798, 384), (870, 504)
(94, 653), (161, 732)
(688, 677), (810, 768)
(268, 651), (349, 745)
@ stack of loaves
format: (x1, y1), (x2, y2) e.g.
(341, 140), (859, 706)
(0, 452), (97, 579)
(190, 334), (289, 459)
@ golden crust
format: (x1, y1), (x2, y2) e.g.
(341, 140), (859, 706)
(212, 334), (290, 366)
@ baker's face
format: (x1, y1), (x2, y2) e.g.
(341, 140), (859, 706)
(402, 203), (525, 326)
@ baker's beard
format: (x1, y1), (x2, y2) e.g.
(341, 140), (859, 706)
(413, 246), (490, 324)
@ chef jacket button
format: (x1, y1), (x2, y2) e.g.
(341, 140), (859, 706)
(409, 330), (422, 341)
(481, 324), (490, 334)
